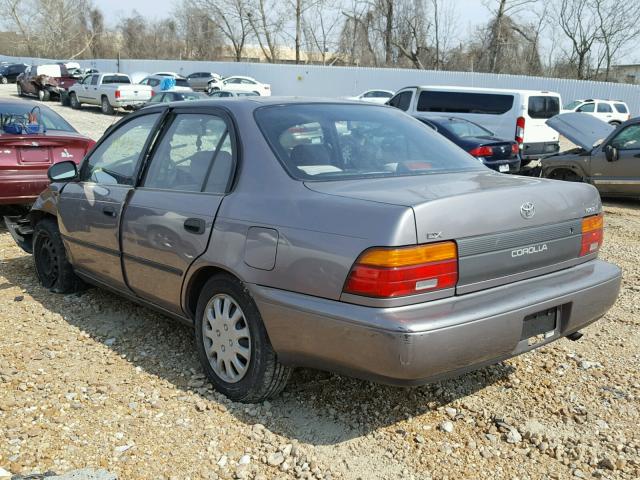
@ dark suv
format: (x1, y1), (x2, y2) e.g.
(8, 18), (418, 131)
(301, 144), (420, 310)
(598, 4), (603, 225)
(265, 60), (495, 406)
(0, 63), (28, 84)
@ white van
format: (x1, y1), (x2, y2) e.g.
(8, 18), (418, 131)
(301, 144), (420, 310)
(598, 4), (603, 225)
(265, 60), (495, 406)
(387, 86), (562, 161)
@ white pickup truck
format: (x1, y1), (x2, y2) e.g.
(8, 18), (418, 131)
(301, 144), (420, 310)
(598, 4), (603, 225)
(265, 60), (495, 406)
(67, 73), (153, 114)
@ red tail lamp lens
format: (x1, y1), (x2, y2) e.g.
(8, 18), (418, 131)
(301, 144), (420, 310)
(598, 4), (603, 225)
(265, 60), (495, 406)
(344, 242), (458, 298)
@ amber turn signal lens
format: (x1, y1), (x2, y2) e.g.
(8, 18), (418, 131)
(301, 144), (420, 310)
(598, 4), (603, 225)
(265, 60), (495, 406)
(580, 213), (604, 257)
(357, 242), (457, 268)
(582, 213), (603, 233)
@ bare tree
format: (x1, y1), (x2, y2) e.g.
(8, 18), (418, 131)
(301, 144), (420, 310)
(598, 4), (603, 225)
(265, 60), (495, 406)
(189, 0), (250, 61)
(246, 0), (286, 62)
(557, 0), (600, 79)
(302, 0), (343, 64)
(0, 0), (37, 55)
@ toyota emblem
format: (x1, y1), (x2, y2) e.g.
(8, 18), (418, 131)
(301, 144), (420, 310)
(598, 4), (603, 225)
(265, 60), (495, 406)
(520, 202), (535, 219)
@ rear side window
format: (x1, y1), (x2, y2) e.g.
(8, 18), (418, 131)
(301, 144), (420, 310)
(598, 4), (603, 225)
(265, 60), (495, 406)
(528, 96), (560, 119)
(143, 113), (233, 193)
(614, 103), (628, 114)
(175, 78), (190, 87)
(388, 91), (412, 111)
(418, 91), (514, 115)
(597, 103), (613, 113)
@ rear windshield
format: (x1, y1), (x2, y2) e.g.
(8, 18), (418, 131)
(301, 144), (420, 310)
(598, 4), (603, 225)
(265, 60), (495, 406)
(0, 103), (76, 132)
(417, 91), (514, 115)
(103, 75), (130, 84)
(614, 103), (628, 114)
(435, 118), (494, 138)
(564, 100), (582, 110)
(255, 104), (484, 181)
(528, 96), (560, 119)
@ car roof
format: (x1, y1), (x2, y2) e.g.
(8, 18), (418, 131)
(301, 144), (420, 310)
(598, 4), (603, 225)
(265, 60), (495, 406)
(397, 85), (561, 96)
(142, 96), (378, 111)
(0, 98), (55, 111)
(225, 75), (255, 80)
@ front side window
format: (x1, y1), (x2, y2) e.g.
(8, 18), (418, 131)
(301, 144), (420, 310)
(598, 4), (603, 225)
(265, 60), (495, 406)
(255, 104), (484, 181)
(577, 103), (595, 113)
(597, 103), (613, 113)
(610, 124), (640, 150)
(388, 91), (413, 111)
(81, 113), (160, 185)
(418, 91), (514, 115)
(90, 75), (99, 85)
(143, 114), (232, 192)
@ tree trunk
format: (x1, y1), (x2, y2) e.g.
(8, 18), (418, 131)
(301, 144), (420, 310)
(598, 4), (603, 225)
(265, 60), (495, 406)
(384, 0), (393, 65)
(295, 0), (301, 64)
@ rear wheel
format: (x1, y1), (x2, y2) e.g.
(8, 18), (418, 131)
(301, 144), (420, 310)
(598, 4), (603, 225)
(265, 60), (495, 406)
(1, 76), (7, 85)
(195, 275), (291, 402)
(16, 83), (23, 96)
(33, 218), (85, 293)
(548, 169), (583, 182)
(101, 96), (114, 115)
(38, 89), (50, 101)
(70, 92), (81, 109)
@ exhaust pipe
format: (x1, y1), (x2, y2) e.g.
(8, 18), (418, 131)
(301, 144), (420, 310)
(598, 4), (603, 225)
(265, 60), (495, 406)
(567, 331), (583, 341)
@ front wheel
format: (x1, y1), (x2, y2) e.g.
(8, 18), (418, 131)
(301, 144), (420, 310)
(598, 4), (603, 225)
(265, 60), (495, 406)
(195, 275), (291, 403)
(101, 96), (115, 115)
(548, 169), (583, 182)
(38, 89), (50, 101)
(33, 218), (85, 293)
(17, 83), (23, 96)
(70, 92), (81, 109)
(609, 121), (621, 127)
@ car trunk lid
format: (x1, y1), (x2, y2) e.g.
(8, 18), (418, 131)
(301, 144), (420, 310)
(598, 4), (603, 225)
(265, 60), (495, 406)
(0, 133), (92, 169)
(305, 171), (601, 294)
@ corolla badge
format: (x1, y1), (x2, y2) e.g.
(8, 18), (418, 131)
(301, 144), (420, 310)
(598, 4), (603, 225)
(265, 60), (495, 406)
(520, 202), (535, 219)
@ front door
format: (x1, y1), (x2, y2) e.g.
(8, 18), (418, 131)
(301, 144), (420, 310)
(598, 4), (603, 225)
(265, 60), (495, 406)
(591, 123), (640, 196)
(120, 109), (236, 314)
(57, 112), (162, 289)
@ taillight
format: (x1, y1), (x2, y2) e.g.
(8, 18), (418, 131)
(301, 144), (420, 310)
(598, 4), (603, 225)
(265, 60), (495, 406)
(115, 89), (121, 99)
(580, 213), (603, 257)
(343, 242), (458, 298)
(150, 90), (155, 97)
(515, 116), (525, 144)
(468, 146), (493, 157)
(511, 143), (519, 155)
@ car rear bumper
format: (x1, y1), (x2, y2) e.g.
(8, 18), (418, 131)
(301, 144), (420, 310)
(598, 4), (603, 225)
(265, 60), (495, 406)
(250, 259), (621, 385)
(522, 141), (560, 160)
(0, 171), (48, 205)
(484, 157), (521, 174)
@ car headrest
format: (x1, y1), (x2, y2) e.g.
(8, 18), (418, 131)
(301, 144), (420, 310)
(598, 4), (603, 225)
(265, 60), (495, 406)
(290, 144), (331, 166)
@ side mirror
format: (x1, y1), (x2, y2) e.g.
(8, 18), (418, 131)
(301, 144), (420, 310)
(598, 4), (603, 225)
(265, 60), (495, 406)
(604, 144), (619, 162)
(48, 160), (78, 182)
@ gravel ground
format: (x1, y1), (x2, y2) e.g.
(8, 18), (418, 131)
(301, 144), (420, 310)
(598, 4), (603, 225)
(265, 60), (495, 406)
(1, 84), (639, 480)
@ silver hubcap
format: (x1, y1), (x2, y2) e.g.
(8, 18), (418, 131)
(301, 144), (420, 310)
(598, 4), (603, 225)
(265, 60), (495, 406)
(202, 294), (251, 383)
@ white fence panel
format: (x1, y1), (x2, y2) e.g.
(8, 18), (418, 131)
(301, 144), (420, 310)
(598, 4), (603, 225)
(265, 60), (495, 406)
(3, 54), (640, 114)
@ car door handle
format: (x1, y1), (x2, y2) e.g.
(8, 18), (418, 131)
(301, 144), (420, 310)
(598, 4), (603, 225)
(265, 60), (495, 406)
(102, 206), (117, 217)
(184, 217), (205, 234)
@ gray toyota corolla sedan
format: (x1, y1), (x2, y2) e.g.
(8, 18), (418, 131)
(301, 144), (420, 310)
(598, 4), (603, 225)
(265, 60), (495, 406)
(4, 98), (622, 402)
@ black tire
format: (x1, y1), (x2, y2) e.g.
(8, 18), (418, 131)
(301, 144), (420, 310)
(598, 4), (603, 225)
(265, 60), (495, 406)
(38, 89), (50, 101)
(548, 169), (583, 182)
(609, 121), (621, 127)
(101, 96), (114, 115)
(1, 76), (7, 85)
(195, 274), (291, 403)
(16, 83), (23, 96)
(207, 85), (219, 95)
(33, 218), (84, 293)
(70, 92), (81, 110)
(60, 91), (71, 107)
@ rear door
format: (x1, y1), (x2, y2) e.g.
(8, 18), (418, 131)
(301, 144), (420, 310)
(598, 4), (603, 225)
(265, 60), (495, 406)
(591, 123), (640, 196)
(120, 108), (236, 314)
(56, 112), (162, 289)
(524, 94), (560, 144)
(596, 102), (614, 123)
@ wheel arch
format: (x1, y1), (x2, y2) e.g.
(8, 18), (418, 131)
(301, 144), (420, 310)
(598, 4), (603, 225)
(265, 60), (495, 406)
(543, 164), (588, 180)
(183, 265), (242, 320)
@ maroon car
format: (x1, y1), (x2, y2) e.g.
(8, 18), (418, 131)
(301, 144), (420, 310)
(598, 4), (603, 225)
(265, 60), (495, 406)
(16, 64), (77, 102)
(1, 99), (94, 219)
